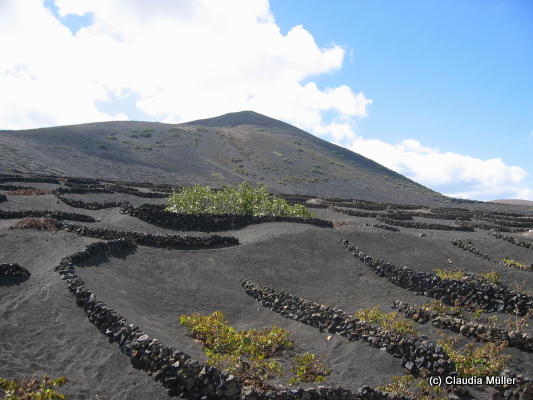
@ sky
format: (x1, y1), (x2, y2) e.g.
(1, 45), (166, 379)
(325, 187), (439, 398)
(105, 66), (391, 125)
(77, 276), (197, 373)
(1, 0), (532, 201)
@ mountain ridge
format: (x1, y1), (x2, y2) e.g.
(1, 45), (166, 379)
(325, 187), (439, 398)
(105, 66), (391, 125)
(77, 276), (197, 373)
(0, 111), (446, 204)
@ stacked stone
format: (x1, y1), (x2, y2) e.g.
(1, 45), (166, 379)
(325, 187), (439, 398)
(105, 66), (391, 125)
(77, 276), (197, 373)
(491, 369), (533, 400)
(328, 206), (381, 218)
(475, 218), (533, 228)
(0, 209), (95, 222)
(53, 192), (124, 210)
(0, 263), (30, 276)
(0, 174), (60, 184)
(392, 301), (533, 352)
(55, 186), (115, 195)
(377, 217), (475, 232)
(120, 204), (333, 231)
(361, 223), (400, 232)
(58, 222), (239, 246)
(489, 231), (533, 250)
(450, 239), (494, 261)
(0, 184), (38, 191)
(241, 278), (455, 377)
(340, 239), (533, 315)
(455, 220), (516, 233)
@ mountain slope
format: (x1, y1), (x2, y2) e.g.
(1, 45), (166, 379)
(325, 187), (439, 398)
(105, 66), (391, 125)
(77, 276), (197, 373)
(0, 111), (446, 204)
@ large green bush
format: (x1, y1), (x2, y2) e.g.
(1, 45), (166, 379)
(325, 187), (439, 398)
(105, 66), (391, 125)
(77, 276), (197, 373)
(166, 182), (315, 217)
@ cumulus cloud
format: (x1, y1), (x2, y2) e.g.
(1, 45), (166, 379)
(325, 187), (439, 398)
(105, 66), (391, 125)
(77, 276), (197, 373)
(0, 0), (369, 130)
(340, 134), (530, 201)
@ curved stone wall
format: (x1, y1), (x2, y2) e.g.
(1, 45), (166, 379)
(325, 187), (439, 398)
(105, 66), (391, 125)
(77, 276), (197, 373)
(120, 204), (333, 231)
(340, 239), (533, 315)
(0, 210), (95, 222)
(489, 231), (533, 250)
(376, 217), (475, 232)
(57, 222), (239, 246)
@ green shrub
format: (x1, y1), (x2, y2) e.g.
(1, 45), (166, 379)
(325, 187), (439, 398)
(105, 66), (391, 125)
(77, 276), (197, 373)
(438, 333), (511, 377)
(433, 268), (466, 281)
(378, 375), (446, 400)
(0, 375), (67, 400)
(166, 182), (316, 217)
(129, 133), (138, 138)
(180, 311), (292, 379)
(355, 306), (418, 335)
(97, 143), (108, 150)
(289, 353), (330, 385)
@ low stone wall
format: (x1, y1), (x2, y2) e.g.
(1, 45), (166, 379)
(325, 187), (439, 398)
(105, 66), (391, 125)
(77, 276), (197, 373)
(489, 231), (533, 250)
(0, 210), (95, 222)
(328, 206), (381, 218)
(241, 278), (455, 377)
(120, 204), (333, 231)
(450, 239), (494, 261)
(55, 239), (402, 400)
(56, 186), (115, 195)
(0, 263), (30, 276)
(340, 239), (533, 315)
(0, 174), (61, 184)
(57, 222), (239, 246)
(0, 184), (37, 191)
(53, 191), (125, 210)
(362, 223), (399, 232)
(455, 220), (517, 233)
(376, 217), (475, 232)
(451, 239), (533, 272)
(391, 301), (533, 352)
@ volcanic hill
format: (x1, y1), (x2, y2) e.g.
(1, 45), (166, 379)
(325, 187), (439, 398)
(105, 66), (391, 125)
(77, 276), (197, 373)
(0, 111), (447, 204)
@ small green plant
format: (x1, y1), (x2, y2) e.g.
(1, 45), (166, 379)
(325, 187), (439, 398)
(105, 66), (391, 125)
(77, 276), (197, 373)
(122, 140), (133, 144)
(273, 151), (282, 156)
(143, 145), (153, 151)
(211, 173), (225, 180)
(422, 300), (462, 317)
(169, 127), (181, 134)
(433, 268), (466, 281)
(283, 158), (293, 164)
(479, 270), (500, 285)
(180, 311), (292, 380)
(438, 332), (511, 378)
(97, 143), (108, 150)
(503, 309), (533, 330)
(131, 129), (138, 133)
(502, 258), (528, 270)
(105, 135), (117, 140)
(355, 306), (418, 335)
(0, 375), (67, 400)
(129, 133), (138, 138)
(378, 375), (446, 400)
(289, 353), (330, 385)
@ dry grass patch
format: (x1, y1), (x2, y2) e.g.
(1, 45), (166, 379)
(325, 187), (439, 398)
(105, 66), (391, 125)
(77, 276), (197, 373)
(9, 218), (59, 234)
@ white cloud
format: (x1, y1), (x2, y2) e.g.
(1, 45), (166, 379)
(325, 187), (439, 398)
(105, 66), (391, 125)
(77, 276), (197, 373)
(0, 0), (367, 130)
(339, 134), (530, 201)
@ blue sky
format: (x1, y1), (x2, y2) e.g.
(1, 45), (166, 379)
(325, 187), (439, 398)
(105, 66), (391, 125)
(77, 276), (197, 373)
(1, 0), (532, 200)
